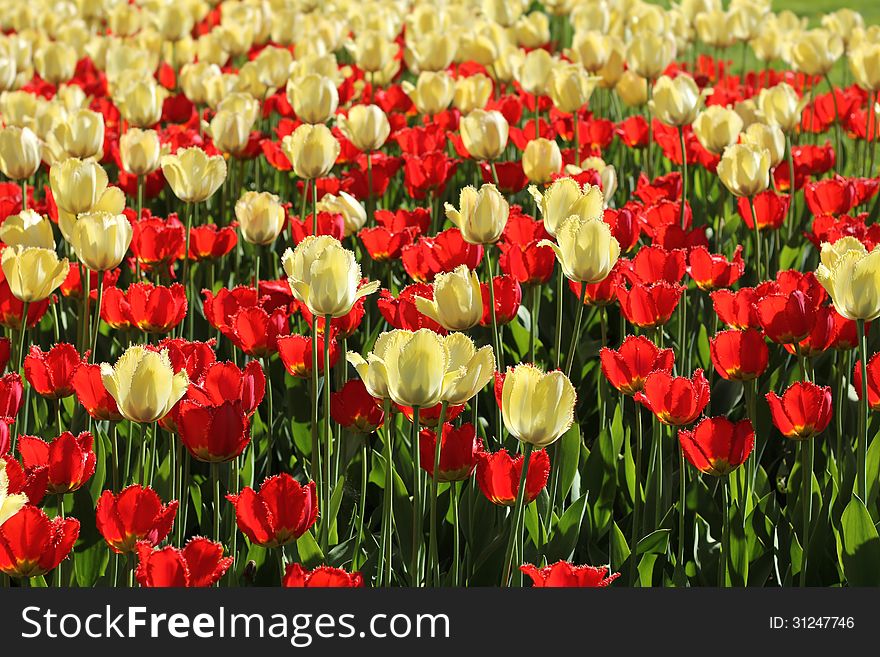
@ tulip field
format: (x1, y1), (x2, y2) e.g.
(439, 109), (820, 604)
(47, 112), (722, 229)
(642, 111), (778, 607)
(2, 0), (880, 591)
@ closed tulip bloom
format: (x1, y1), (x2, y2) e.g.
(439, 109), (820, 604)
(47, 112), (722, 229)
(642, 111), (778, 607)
(381, 329), (449, 408)
(548, 63), (600, 114)
(766, 381), (833, 440)
(403, 71), (455, 116)
(0, 460), (28, 527)
(55, 108), (104, 160)
(696, 9), (736, 49)
(415, 265), (483, 331)
(514, 48), (555, 96)
(336, 104), (390, 152)
(100, 346), (189, 424)
(227, 474), (318, 548)
(600, 335), (675, 396)
(756, 83), (808, 133)
(453, 74), (493, 114)
(50, 157), (109, 216)
(407, 32), (457, 72)
(679, 417), (755, 477)
(180, 62), (223, 106)
(569, 31), (613, 73)
(521, 561), (621, 588)
(0, 246), (68, 303)
(515, 11), (551, 48)
(318, 191), (367, 237)
(710, 328), (769, 381)
(482, 0), (524, 27)
(119, 128), (162, 176)
(790, 29), (843, 76)
(539, 215), (620, 284)
(419, 422), (483, 482)
(476, 448), (550, 506)
(282, 235), (380, 318)
(501, 363), (576, 447)
(235, 191), (286, 245)
(529, 177), (604, 236)
(347, 30), (397, 73)
(281, 123), (340, 180)
(649, 75), (706, 128)
(616, 70), (649, 108)
(0, 126), (40, 180)
(96, 485), (178, 554)
(635, 369), (710, 426)
(34, 42), (77, 86)
(627, 33), (677, 80)
(693, 105), (744, 155)
(717, 143), (771, 198)
(815, 237), (880, 321)
(850, 42), (880, 92)
(69, 211), (133, 272)
(0, 210), (54, 249)
(522, 138), (562, 184)
(209, 110), (254, 157)
(741, 122), (785, 167)
(0, 505), (79, 578)
(161, 147), (227, 203)
(115, 78), (166, 128)
(460, 109), (509, 161)
(445, 184), (509, 245)
(287, 73), (339, 125)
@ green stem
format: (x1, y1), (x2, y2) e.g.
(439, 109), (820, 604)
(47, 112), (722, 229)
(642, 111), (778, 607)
(749, 196), (763, 283)
(501, 442), (534, 587)
(211, 462), (220, 543)
(90, 272), (103, 360)
(486, 250), (503, 440)
(677, 450), (686, 572)
(630, 398), (643, 587)
(310, 315), (321, 523)
(411, 405), (422, 587)
(320, 314), (332, 554)
(720, 474), (730, 588)
(351, 441), (368, 571)
(553, 267), (564, 369)
(824, 73), (842, 163)
(785, 135), (796, 241)
(452, 481), (461, 586)
(564, 281), (587, 377)
(312, 176), (318, 235)
(21, 178), (27, 211)
(857, 319), (869, 501)
(428, 401), (449, 587)
(800, 439), (813, 587)
(528, 285), (539, 364)
(678, 125), (688, 229)
(379, 399), (393, 586)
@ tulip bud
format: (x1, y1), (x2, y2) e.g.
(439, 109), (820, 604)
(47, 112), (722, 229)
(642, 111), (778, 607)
(34, 42), (77, 86)
(101, 346), (189, 424)
(120, 128), (162, 176)
(548, 62), (601, 114)
(815, 237), (880, 321)
(444, 184), (509, 245)
(50, 157), (109, 216)
(0, 245), (69, 303)
(161, 147), (227, 204)
(616, 70), (649, 108)
(0, 210), (54, 249)
(514, 48), (555, 96)
(415, 265), (483, 331)
(281, 123), (340, 180)
(0, 90), (38, 129)
(254, 46), (293, 92)
(179, 62), (223, 106)
(0, 54), (16, 92)
(234, 191), (286, 246)
(114, 78), (166, 129)
(407, 33), (457, 72)
(70, 211), (133, 272)
(568, 31), (612, 73)
(55, 108), (104, 160)
(336, 104), (390, 152)
(790, 29), (843, 76)
(538, 214), (620, 284)
(460, 109), (509, 161)
(850, 42), (880, 92)
(649, 74), (707, 128)
(501, 363), (576, 447)
(286, 73), (339, 125)
(717, 143), (771, 198)
(317, 191), (366, 237)
(482, 0), (524, 28)
(282, 235), (380, 318)
(750, 24), (783, 63)
(741, 122), (785, 167)
(515, 12), (550, 48)
(756, 83), (808, 133)
(347, 30), (397, 73)
(693, 105), (744, 155)
(522, 138), (562, 184)
(0, 126), (40, 180)
(156, 3), (195, 42)
(627, 33), (676, 80)
(453, 74), (493, 114)
(209, 110), (255, 157)
(402, 71), (455, 116)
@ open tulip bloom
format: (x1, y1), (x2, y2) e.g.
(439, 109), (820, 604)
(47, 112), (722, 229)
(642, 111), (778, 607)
(0, 0), (875, 596)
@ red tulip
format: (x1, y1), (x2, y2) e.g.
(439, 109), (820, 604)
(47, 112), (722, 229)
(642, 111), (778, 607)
(520, 561), (621, 587)
(401, 228), (483, 283)
(0, 454), (48, 505)
(202, 286), (261, 333)
(756, 291), (816, 344)
(331, 379), (384, 433)
(186, 360), (265, 417)
(377, 283), (446, 334)
(569, 268), (623, 307)
(617, 281), (684, 329)
(854, 353), (880, 411)
(127, 282), (188, 333)
(635, 172), (682, 204)
(710, 329), (769, 381)
(476, 448), (550, 506)
(603, 207), (640, 253)
(23, 343), (84, 399)
(781, 305), (837, 358)
(678, 417), (754, 476)
(737, 190), (790, 231)
(635, 369), (710, 426)
(131, 214), (185, 267)
(178, 400), (251, 462)
(828, 309), (862, 351)
(374, 207), (432, 235)
(96, 485), (178, 553)
(616, 115), (649, 148)
(808, 213), (880, 252)
(227, 306), (290, 357)
(297, 297), (365, 339)
(71, 363), (123, 421)
(227, 474), (318, 548)
(158, 338), (218, 383)
(282, 563), (364, 587)
(289, 211), (345, 243)
(498, 213), (555, 285)
(624, 245), (687, 284)
(480, 274), (522, 326)
(0, 373), (24, 420)
(650, 223), (709, 251)
(359, 225), (416, 262)
(135, 537), (233, 587)
(600, 335), (675, 395)
(687, 246), (745, 291)
(59, 266), (120, 299)
(0, 267), (49, 330)
(765, 381), (833, 440)
(18, 431), (96, 494)
(711, 287), (761, 330)
(0, 505), (79, 578)
(402, 151), (459, 200)
(397, 401), (465, 427)
(188, 223), (237, 260)
(773, 270), (827, 308)
(394, 124), (447, 156)
(100, 286), (133, 330)
(0, 337), (8, 372)
(638, 199), (690, 233)
(418, 422), (484, 482)
(804, 177), (856, 216)
(480, 160), (528, 193)
(277, 334), (340, 378)
(344, 152), (403, 199)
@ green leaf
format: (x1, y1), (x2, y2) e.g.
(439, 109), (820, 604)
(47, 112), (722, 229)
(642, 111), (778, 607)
(636, 528), (670, 556)
(295, 531), (324, 569)
(545, 493), (588, 562)
(556, 423), (582, 502)
(328, 475), (346, 545)
(609, 521), (630, 568)
(840, 496), (880, 586)
(696, 324), (710, 370)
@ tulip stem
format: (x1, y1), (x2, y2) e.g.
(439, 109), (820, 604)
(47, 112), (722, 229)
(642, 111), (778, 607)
(630, 398), (643, 587)
(310, 313), (321, 518)
(14, 301), (29, 375)
(312, 176), (319, 235)
(528, 284), (539, 364)
(428, 401), (448, 587)
(486, 249), (503, 440)
(823, 74), (843, 164)
(111, 421), (119, 492)
(79, 265), (90, 354)
(211, 462), (220, 543)
(573, 113), (580, 166)
(645, 79), (653, 179)
(678, 126), (688, 229)
(452, 481), (461, 586)
(378, 399), (393, 586)
(320, 314), (332, 555)
(564, 281), (587, 378)
(366, 150), (374, 222)
(748, 196), (763, 284)
(677, 449), (686, 575)
(90, 270), (103, 361)
(720, 474), (730, 588)
(800, 439), (813, 587)
(553, 267), (564, 369)
(785, 135), (796, 241)
(352, 440), (368, 572)
(410, 405), (422, 587)
(857, 319), (869, 502)
(501, 442), (533, 587)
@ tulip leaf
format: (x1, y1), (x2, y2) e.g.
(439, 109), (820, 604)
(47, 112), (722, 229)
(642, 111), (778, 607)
(866, 434), (880, 509)
(75, 540), (109, 587)
(609, 521), (630, 570)
(328, 475), (346, 545)
(696, 324), (710, 371)
(636, 528), (670, 556)
(544, 493), (588, 563)
(556, 423), (581, 502)
(295, 531), (324, 569)
(840, 495), (880, 586)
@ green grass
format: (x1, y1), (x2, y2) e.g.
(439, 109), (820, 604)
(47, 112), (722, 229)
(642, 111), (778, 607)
(648, 0), (880, 25)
